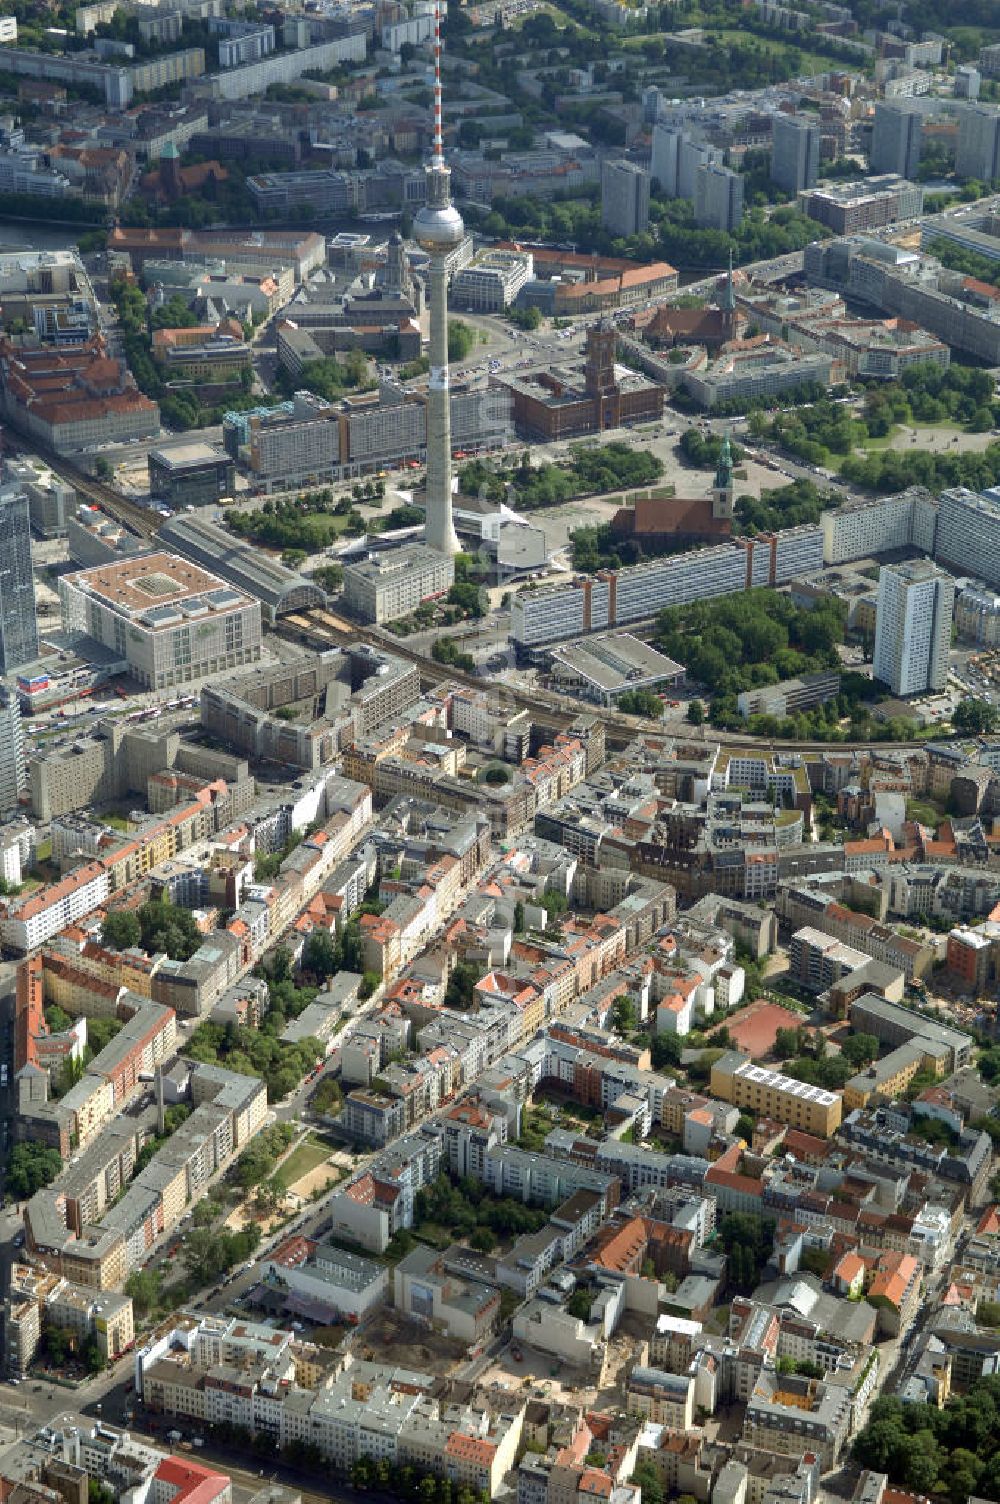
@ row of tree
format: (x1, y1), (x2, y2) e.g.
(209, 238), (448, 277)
(460, 443), (662, 510)
(350, 1454), (489, 1504)
(765, 367), (998, 469)
(853, 1379), (1000, 1504)
(724, 698), (918, 746)
(0, 188), (105, 223)
(186, 1017), (325, 1104)
(655, 588), (846, 702)
(103, 899), (202, 962)
(927, 235), (1000, 291)
(841, 442), (1000, 496)
(414, 1173), (551, 1249)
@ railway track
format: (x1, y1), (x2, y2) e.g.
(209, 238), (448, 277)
(282, 605), (567, 714)
(281, 607), (961, 756)
(5, 418), (161, 540)
(65, 464), (161, 540)
(4, 441), (966, 761)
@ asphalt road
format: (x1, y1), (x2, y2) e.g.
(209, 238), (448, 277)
(0, 1100), (973, 1502)
(12, 1398), (357, 1504)
(155, 987), (394, 1317)
(0, 227), (974, 1471)
(678, 251), (805, 299)
(0, 965), (22, 1320)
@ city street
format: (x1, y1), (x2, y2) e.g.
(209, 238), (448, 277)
(4, 23), (1000, 1504)
(0, 1394), (353, 1504)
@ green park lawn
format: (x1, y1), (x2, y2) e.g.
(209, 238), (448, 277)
(277, 1135), (332, 1187)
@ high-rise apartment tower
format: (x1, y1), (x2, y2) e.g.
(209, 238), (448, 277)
(601, 159), (651, 235)
(0, 686), (26, 814)
(870, 101), (923, 178)
(874, 558), (955, 697)
(956, 104), (1000, 183)
(771, 113), (821, 194)
(0, 483), (38, 675)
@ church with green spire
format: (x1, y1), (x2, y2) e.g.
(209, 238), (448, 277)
(712, 432), (735, 520)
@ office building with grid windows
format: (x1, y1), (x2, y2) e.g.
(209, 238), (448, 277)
(0, 484), (37, 675)
(57, 551), (261, 690)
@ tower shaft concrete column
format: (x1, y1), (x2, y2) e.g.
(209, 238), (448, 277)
(424, 251), (459, 556)
(413, 0), (463, 559)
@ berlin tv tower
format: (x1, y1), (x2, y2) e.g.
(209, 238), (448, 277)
(413, 0), (462, 557)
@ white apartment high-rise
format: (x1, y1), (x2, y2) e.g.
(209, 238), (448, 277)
(0, 687), (26, 815)
(870, 101), (923, 178)
(937, 486), (1000, 588)
(956, 104), (1000, 183)
(413, 1), (461, 557)
(694, 163), (744, 231)
(643, 85), (664, 123)
(651, 124), (683, 196)
(601, 159), (650, 236)
(955, 66), (981, 101)
(651, 125), (721, 200)
(0, 483), (38, 676)
(771, 113), (821, 194)
(874, 558), (955, 697)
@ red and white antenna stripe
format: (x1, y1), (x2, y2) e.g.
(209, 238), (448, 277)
(433, 0), (443, 164)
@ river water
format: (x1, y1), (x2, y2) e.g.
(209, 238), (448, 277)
(0, 222), (90, 252)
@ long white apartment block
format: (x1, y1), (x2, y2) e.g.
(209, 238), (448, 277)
(512, 526), (824, 649)
(937, 487), (1000, 590)
(821, 487), (938, 566)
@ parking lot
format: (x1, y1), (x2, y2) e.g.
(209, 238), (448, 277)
(964, 648), (1000, 700)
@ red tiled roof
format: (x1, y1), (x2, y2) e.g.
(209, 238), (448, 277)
(444, 1433), (497, 1464)
(154, 1456), (229, 1504)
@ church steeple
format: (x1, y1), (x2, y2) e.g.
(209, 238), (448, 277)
(721, 248), (736, 313)
(712, 430), (735, 521)
(715, 432), (733, 491)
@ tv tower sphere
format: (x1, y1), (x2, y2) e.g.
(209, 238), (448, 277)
(414, 192), (465, 254)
